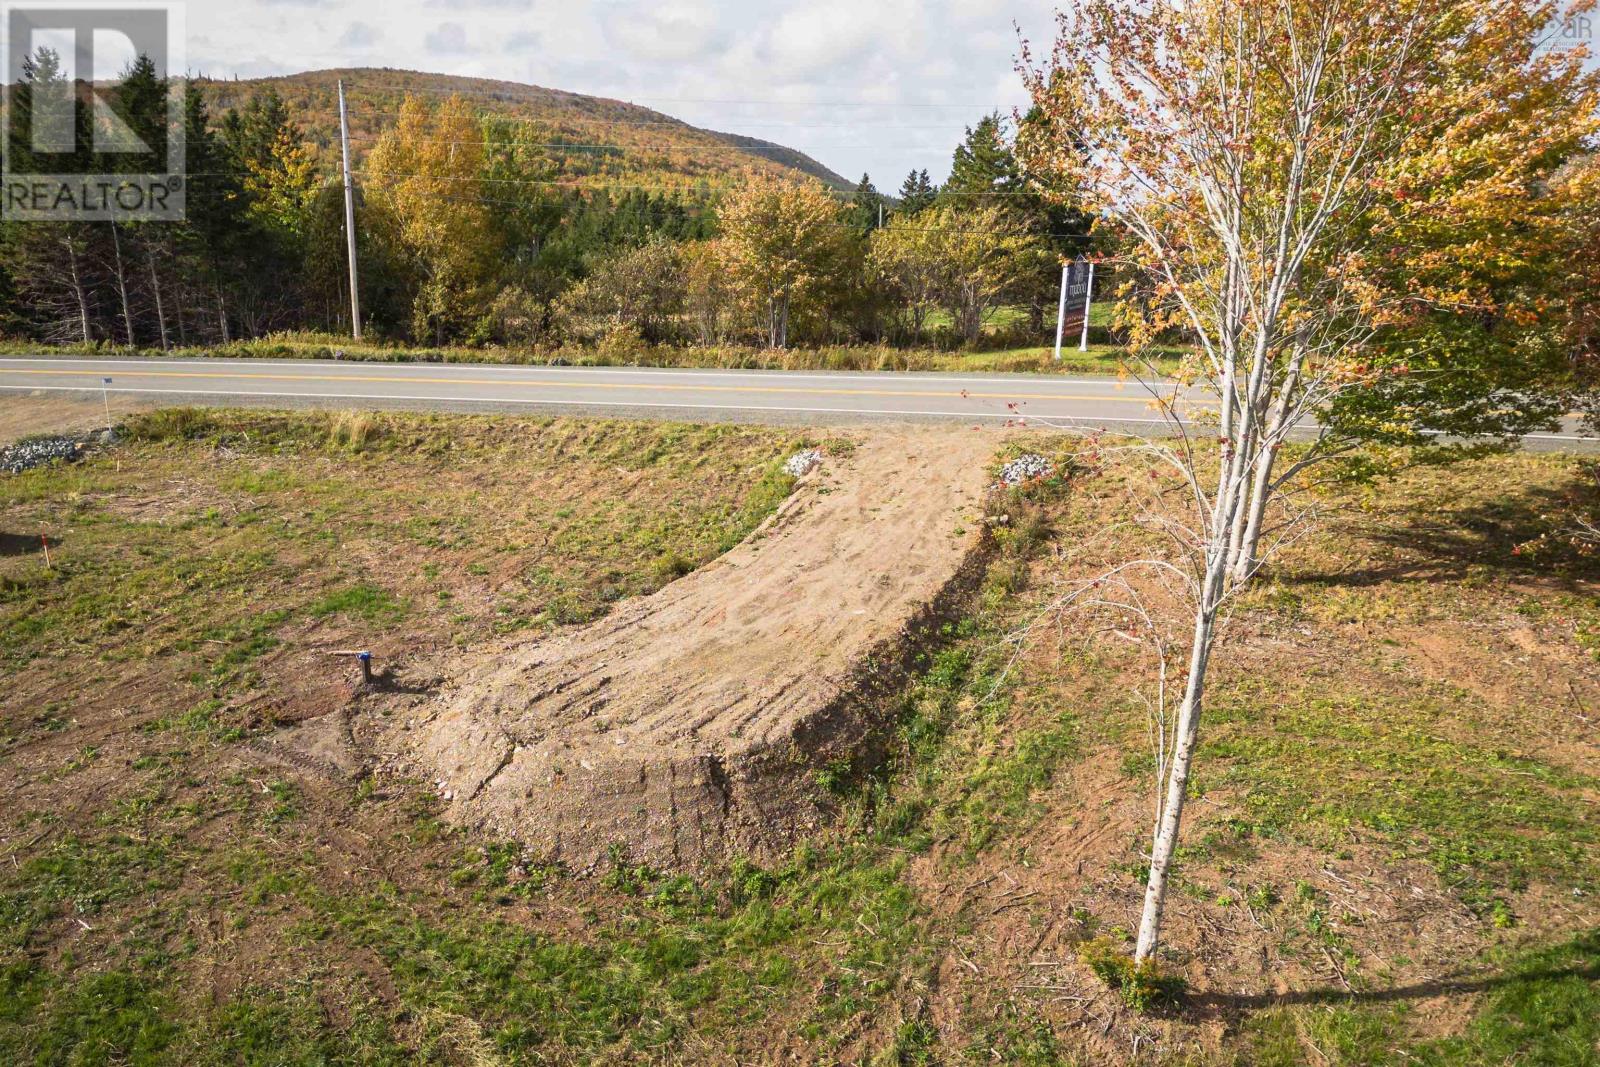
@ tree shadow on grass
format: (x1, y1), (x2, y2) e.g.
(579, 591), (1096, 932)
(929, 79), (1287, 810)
(1175, 929), (1600, 1035)
(1283, 467), (1600, 590)
(0, 531), (54, 556)
(1185, 958), (1600, 1018)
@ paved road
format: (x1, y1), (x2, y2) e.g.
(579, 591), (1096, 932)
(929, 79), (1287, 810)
(0, 355), (1592, 446)
(0, 355), (1193, 430)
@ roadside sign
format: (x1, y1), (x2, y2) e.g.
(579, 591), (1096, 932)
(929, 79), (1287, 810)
(1053, 258), (1098, 359)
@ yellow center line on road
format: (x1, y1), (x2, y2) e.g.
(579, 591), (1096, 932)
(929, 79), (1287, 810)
(0, 366), (1194, 406)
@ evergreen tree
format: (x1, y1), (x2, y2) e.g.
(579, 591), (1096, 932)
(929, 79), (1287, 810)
(218, 88), (325, 334)
(897, 169), (937, 215)
(2, 49), (101, 343)
(942, 113), (1022, 210)
(849, 173), (884, 235)
(181, 81), (252, 342)
(104, 54), (167, 173)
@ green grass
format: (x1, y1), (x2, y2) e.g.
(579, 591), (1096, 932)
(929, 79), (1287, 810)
(1, 409), (801, 680)
(1240, 931), (1600, 1066)
(1201, 682), (1600, 915)
(308, 582), (408, 624)
(0, 319), (1187, 379)
(3, 422), (1598, 1063)
(0, 810), (931, 1063)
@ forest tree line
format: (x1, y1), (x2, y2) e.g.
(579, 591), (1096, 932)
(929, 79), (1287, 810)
(0, 54), (1092, 353)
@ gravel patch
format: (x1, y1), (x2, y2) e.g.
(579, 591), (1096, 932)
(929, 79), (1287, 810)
(998, 453), (1055, 486)
(1, 434), (88, 475)
(784, 449), (823, 477)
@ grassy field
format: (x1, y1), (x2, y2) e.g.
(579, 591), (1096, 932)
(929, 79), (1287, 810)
(2, 412), (1597, 1064)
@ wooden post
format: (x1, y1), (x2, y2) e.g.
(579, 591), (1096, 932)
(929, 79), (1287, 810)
(338, 80), (363, 341)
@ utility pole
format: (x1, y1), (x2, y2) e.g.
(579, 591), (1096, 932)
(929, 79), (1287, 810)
(1079, 260), (1096, 353)
(1052, 261), (1070, 361)
(338, 80), (363, 341)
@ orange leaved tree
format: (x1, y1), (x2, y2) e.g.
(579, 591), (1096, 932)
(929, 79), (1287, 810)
(1018, 0), (1597, 964)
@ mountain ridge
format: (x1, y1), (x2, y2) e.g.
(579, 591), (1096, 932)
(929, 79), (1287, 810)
(197, 67), (853, 192)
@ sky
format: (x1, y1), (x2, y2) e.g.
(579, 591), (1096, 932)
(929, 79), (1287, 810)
(183, 0), (1066, 187)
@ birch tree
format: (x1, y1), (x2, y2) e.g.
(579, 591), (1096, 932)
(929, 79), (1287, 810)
(1018, 0), (1598, 965)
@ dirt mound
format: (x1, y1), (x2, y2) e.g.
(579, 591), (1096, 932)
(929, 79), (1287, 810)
(400, 430), (997, 870)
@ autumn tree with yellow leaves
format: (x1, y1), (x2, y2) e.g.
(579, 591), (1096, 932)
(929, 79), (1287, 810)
(365, 94), (501, 343)
(1018, 0), (1598, 968)
(871, 202), (1048, 345)
(716, 174), (849, 349)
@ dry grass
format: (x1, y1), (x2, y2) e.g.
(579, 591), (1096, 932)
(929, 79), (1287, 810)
(2, 419), (1597, 1065)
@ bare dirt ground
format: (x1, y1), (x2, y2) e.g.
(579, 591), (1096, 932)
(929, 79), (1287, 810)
(385, 429), (997, 870)
(0, 391), (161, 442)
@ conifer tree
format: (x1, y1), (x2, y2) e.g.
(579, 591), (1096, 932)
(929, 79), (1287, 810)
(896, 169), (937, 215)
(849, 173), (884, 234)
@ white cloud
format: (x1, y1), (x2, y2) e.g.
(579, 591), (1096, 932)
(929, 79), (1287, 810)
(503, 29), (542, 54)
(187, 0), (1066, 183)
(426, 0), (534, 8)
(338, 22), (383, 49)
(603, 2), (724, 63)
(760, 1), (888, 77)
(424, 21), (470, 53)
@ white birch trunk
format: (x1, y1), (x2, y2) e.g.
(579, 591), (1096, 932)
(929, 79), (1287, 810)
(1134, 412), (1256, 962)
(109, 225), (134, 348)
(147, 248), (170, 352)
(1134, 593), (1219, 962)
(64, 235), (91, 344)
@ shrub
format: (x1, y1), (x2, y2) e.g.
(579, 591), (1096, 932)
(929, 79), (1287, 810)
(124, 407), (218, 442)
(1077, 937), (1186, 1012)
(327, 411), (383, 452)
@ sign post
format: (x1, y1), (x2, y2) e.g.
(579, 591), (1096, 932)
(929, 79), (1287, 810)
(1079, 261), (1097, 353)
(1055, 259), (1096, 360)
(1052, 262), (1071, 361)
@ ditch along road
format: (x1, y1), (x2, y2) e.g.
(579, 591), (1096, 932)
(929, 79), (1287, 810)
(0, 355), (1594, 447)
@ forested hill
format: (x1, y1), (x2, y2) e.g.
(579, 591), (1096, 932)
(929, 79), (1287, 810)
(197, 68), (852, 193)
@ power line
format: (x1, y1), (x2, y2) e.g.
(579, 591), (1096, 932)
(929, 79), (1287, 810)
(201, 87), (1023, 189)
(243, 77), (1014, 111)
(207, 121), (1069, 199)
(201, 100), (984, 132)
(387, 189), (1096, 241)
(340, 136), (1040, 178)
(183, 167), (1077, 208)
(344, 133), (978, 152)
(178, 181), (1093, 241)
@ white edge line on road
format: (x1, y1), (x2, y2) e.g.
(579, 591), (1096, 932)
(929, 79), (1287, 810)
(0, 356), (1149, 391)
(5, 384), (1593, 441)
(0, 383), (1175, 426)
